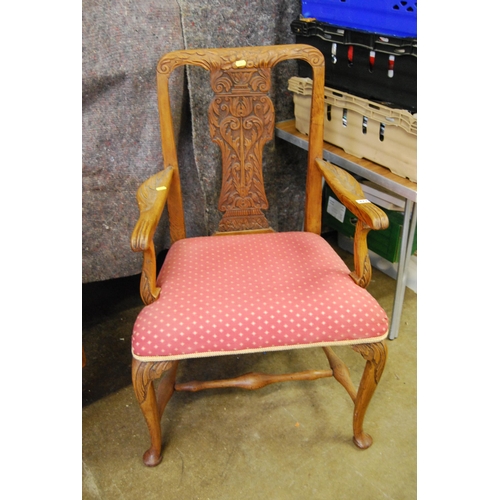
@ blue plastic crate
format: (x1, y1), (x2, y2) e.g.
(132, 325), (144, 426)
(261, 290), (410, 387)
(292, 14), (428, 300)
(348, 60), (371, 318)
(301, 0), (417, 38)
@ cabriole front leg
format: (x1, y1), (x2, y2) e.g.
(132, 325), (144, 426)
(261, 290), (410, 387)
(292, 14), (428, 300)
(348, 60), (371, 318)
(351, 341), (388, 449)
(132, 358), (177, 466)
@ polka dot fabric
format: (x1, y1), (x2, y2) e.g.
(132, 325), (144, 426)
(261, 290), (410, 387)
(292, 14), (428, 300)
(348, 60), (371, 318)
(132, 232), (388, 361)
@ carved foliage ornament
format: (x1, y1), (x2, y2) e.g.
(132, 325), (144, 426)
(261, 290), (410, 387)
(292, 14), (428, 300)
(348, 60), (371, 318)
(352, 341), (388, 385)
(157, 45), (324, 77)
(156, 46), (324, 232)
(133, 360), (174, 404)
(209, 67), (273, 232)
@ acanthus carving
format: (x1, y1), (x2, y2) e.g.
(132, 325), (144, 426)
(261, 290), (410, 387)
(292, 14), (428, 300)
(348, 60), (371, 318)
(140, 250), (160, 305)
(352, 341), (388, 385)
(154, 45), (325, 233)
(209, 68), (274, 232)
(132, 360), (174, 404)
(156, 45), (324, 77)
(349, 257), (371, 288)
(210, 68), (270, 94)
(351, 220), (372, 288)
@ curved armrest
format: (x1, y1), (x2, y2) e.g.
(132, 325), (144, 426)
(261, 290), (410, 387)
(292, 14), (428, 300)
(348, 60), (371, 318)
(315, 159), (389, 288)
(131, 167), (174, 304)
(131, 167), (174, 251)
(316, 159), (388, 230)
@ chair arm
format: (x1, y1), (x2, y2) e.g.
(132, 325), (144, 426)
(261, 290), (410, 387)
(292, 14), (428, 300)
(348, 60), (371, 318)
(131, 167), (174, 251)
(131, 167), (174, 304)
(316, 159), (388, 230)
(315, 159), (389, 288)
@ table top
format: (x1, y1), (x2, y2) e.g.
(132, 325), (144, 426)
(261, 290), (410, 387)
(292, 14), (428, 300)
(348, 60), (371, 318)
(275, 119), (417, 203)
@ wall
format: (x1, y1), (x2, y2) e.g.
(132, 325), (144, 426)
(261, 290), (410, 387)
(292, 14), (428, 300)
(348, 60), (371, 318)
(82, 0), (304, 283)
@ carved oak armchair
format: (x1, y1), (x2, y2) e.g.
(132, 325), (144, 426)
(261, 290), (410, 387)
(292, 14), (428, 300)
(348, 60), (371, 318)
(130, 44), (389, 467)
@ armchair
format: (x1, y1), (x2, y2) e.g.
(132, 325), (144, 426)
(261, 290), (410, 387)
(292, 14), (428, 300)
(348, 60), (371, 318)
(130, 44), (389, 467)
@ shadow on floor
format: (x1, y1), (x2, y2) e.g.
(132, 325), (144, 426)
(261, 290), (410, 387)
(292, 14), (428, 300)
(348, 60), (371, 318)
(82, 273), (142, 406)
(83, 250), (170, 406)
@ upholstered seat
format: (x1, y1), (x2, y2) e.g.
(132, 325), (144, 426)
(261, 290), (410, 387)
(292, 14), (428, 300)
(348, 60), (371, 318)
(129, 44), (390, 467)
(133, 232), (388, 361)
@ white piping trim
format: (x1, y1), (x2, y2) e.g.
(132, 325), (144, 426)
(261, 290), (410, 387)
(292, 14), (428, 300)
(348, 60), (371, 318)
(132, 330), (388, 362)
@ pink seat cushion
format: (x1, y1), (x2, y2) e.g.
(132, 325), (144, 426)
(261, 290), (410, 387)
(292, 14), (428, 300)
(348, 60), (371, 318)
(132, 232), (388, 361)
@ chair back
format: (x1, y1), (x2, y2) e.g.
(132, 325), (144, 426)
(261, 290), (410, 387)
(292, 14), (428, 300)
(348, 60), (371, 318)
(155, 45), (326, 240)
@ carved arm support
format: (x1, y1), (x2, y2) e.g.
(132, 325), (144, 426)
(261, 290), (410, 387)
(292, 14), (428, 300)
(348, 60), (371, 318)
(315, 159), (389, 288)
(131, 167), (174, 304)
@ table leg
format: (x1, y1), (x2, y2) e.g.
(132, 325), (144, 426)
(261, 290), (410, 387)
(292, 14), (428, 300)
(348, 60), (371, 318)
(388, 201), (417, 340)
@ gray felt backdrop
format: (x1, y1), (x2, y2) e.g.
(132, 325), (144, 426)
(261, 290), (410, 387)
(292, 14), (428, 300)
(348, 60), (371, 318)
(83, 0), (306, 283)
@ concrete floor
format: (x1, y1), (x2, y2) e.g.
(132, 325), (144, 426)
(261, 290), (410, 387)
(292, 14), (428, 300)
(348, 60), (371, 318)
(82, 233), (417, 499)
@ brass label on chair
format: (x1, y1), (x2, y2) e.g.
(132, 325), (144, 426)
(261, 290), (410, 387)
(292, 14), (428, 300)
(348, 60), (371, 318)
(209, 67), (274, 232)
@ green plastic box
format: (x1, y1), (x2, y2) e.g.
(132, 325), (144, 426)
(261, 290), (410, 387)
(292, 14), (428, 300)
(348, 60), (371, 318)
(322, 184), (417, 263)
